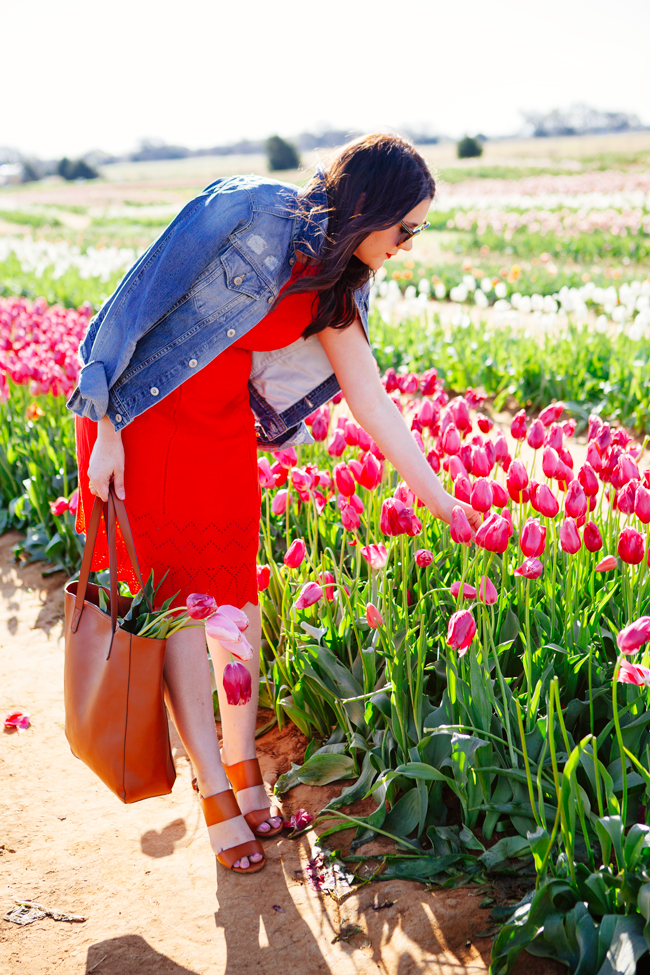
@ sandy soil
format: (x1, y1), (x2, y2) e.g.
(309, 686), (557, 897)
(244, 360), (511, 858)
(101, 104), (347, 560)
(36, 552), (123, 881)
(0, 531), (561, 975)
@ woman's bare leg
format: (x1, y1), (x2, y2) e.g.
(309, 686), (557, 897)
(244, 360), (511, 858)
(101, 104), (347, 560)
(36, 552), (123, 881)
(163, 625), (262, 868)
(208, 602), (282, 832)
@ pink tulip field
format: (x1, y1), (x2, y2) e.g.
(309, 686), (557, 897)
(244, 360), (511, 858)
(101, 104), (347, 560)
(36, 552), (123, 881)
(2, 146), (650, 971)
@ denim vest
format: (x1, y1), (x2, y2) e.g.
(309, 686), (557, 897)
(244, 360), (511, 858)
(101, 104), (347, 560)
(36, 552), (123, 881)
(67, 174), (370, 448)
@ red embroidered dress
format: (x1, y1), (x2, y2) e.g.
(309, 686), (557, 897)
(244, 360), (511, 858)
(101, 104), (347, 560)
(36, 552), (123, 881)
(75, 263), (318, 608)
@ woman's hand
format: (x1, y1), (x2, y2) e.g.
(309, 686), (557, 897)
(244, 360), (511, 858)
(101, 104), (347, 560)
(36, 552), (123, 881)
(431, 491), (481, 533)
(87, 416), (125, 502)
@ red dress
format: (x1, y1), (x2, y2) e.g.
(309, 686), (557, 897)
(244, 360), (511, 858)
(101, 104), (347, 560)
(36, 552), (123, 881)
(75, 263), (318, 609)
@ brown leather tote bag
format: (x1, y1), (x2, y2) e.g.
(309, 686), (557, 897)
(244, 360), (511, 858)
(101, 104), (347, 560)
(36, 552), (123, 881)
(63, 486), (176, 802)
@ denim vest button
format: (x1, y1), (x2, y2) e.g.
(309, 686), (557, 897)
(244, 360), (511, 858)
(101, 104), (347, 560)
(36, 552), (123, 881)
(226, 329), (236, 338)
(115, 414), (122, 423)
(189, 358), (198, 368)
(150, 387), (159, 396)
(233, 275), (243, 286)
(267, 296), (274, 304)
(289, 257), (296, 265)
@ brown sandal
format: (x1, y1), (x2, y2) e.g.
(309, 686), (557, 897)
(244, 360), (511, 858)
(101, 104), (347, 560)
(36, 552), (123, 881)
(200, 788), (266, 874)
(223, 758), (283, 838)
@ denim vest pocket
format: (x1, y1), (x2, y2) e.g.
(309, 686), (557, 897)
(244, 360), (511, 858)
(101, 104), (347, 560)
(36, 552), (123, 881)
(192, 245), (270, 326)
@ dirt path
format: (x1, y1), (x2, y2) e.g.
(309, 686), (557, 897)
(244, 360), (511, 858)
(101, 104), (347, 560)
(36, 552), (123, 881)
(0, 532), (561, 975)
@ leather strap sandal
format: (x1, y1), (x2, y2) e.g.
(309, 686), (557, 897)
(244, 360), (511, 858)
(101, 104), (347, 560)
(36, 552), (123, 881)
(223, 758), (283, 837)
(200, 788), (266, 874)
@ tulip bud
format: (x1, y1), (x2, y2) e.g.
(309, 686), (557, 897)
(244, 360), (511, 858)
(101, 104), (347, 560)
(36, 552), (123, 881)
(520, 517), (546, 558)
(511, 409), (527, 441)
(360, 543), (389, 569)
(334, 463), (356, 498)
(394, 481), (415, 506)
(542, 447), (560, 479)
(478, 575), (498, 605)
(617, 616), (650, 654)
(446, 609), (477, 656)
(538, 401), (565, 427)
(494, 433), (509, 463)
(635, 485), (650, 524)
(515, 558), (543, 579)
(340, 502), (361, 530)
(272, 489), (290, 516)
(618, 527), (645, 565)
(564, 479), (587, 520)
(284, 538), (307, 569)
(366, 603), (384, 628)
(583, 521), (603, 553)
(454, 475), (472, 504)
(415, 548), (434, 567)
(450, 581), (477, 599)
(618, 661), (650, 686)
(617, 481), (637, 515)
(449, 455), (468, 480)
(67, 489), (79, 514)
(450, 505), (473, 545)
(490, 481), (509, 508)
(559, 517), (581, 554)
(222, 661), (252, 706)
(578, 463), (599, 498)
(588, 414), (603, 441)
(319, 571), (336, 601)
(527, 419), (545, 450)
(563, 419), (577, 438)
(477, 413), (494, 434)
(50, 496), (69, 516)
(471, 477), (493, 513)
(442, 424), (461, 456)
(294, 582), (323, 610)
(311, 414), (329, 441)
(257, 565), (271, 591)
(476, 512), (510, 553)
(327, 430), (347, 457)
(595, 555), (617, 572)
(596, 424), (612, 454)
(274, 447), (297, 468)
(502, 507), (514, 537)
(358, 452), (382, 490)
(258, 457), (276, 489)
(427, 448), (441, 474)
(544, 423), (563, 451)
(471, 446), (490, 477)
(186, 593), (218, 620)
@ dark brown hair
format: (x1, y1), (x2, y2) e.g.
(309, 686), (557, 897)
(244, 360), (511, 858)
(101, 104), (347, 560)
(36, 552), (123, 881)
(277, 133), (436, 338)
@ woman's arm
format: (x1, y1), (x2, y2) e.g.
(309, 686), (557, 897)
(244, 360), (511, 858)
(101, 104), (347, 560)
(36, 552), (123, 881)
(86, 417), (126, 502)
(318, 320), (481, 531)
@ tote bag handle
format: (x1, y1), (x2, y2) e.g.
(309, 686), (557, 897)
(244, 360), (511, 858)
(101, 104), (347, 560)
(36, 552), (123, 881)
(71, 485), (152, 636)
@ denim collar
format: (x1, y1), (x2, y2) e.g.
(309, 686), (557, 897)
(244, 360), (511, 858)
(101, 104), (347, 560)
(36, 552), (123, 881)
(292, 169), (329, 259)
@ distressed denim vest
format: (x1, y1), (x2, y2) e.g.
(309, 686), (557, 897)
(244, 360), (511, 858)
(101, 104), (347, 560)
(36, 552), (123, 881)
(67, 174), (370, 448)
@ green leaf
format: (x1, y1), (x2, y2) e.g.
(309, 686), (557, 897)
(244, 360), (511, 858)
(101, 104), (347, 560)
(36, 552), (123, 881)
(274, 751), (355, 794)
(596, 914), (647, 975)
(479, 834), (530, 871)
(384, 788), (421, 838)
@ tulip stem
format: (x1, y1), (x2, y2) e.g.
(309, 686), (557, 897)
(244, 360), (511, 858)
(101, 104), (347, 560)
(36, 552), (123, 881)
(612, 654), (628, 826)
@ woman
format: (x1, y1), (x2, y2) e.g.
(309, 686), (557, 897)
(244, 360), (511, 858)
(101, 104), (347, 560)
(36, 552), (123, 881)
(69, 133), (480, 875)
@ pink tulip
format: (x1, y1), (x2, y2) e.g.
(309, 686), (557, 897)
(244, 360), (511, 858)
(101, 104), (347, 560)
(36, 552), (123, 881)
(619, 454), (641, 484)
(618, 661), (650, 687)
(50, 496), (69, 516)
(527, 419), (545, 450)
(3, 709), (30, 732)
(450, 581), (477, 599)
(507, 460), (529, 502)
(319, 571), (336, 601)
(539, 401), (565, 427)
(257, 565), (271, 591)
(586, 442), (603, 474)
(274, 447), (297, 468)
(311, 414), (329, 441)
(258, 457), (276, 488)
(358, 452), (382, 490)
(494, 433), (509, 463)
(272, 490), (289, 516)
(471, 446), (491, 477)
(515, 558), (543, 579)
(327, 430), (347, 457)
(502, 507), (514, 537)
(617, 616), (650, 654)
(420, 367), (438, 396)
(270, 461), (289, 487)
(454, 475), (472, 504)
(578, 463), (599, 497)
(563, 419), (577, 438)
(490, 481), (508, 508)
(442, 424), (461, 456)
(545, 423), (563, 451)
(222, 661), (252, 706)
(341, 502), (361, 531)
(559, 518), (581, 554)
(287, 808), (314, 831)
(532, 483), (559, 518)
(67, 489), (79, 514)
(449, 455), (468, 481)
(205, 612), (242, 644)
(360, 543), (389, 570)
(542, 447), (561, 479)
(334, 463), (355, 498)
(446, 610), (477, 656)
(366, 603), (384, 628)
(634, 484), (650, 523)
(583, 521), (603, 553)
(476, 512), (510, 553)
(295, 582), (323, 610)
(471, 477), (493, 513)
(511, 409), (527, 441)
(284, 538), (306, 569)
(450, 505), (473, 545)
(595, 555), (617, 572)
(218, 605), (250, 632)
(520, 518), (546, 558)
(479, 575), (498, 605)
(415, 548), (434, 567)
(617, 482), (637, 515)
(186, 593), (218, 620)
(394, 482), (415, 506)
(477, 413), (493, 433)
(564, 479), (587, 520)
(618, 527), (645, 565)
(427, 448), (441, 474)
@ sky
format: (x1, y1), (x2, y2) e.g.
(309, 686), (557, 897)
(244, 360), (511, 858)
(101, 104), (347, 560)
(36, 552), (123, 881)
(4, 0), (650, 159)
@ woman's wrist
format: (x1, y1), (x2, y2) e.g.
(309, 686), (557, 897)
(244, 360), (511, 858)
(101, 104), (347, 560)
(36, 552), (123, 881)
(97, 415), (122, 440)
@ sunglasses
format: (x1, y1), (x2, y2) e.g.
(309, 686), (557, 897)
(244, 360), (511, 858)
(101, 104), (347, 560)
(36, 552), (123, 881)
(397, 218), (430, 244)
